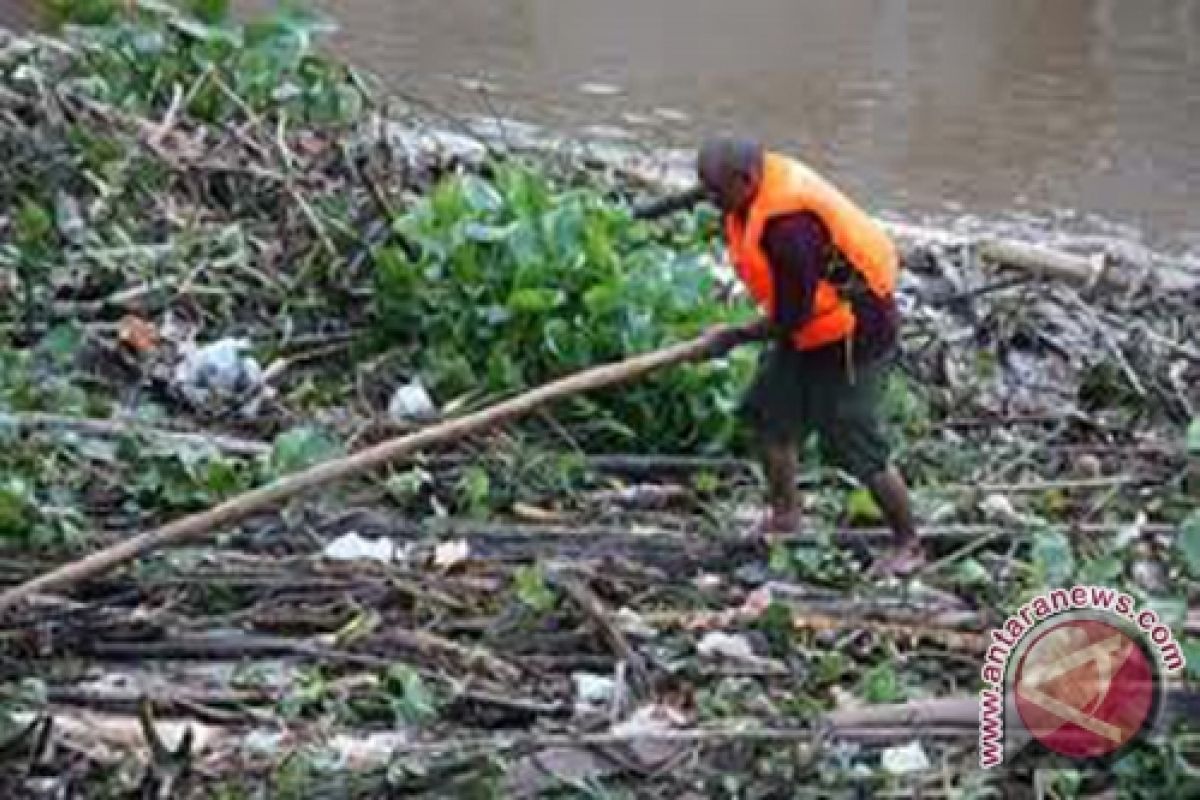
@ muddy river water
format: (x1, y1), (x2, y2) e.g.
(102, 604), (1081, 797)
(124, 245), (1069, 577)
(5, 0), (1200, 256)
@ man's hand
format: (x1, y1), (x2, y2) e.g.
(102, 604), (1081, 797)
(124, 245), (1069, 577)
(696, 319), (771, 359)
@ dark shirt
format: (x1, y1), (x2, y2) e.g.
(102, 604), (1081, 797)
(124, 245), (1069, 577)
(760, 211), (898, 366)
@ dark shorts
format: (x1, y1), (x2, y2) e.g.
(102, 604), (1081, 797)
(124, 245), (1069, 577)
(740, 341), (895, 480)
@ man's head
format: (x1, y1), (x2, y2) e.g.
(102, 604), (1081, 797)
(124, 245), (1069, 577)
(697, 137), (765, 215)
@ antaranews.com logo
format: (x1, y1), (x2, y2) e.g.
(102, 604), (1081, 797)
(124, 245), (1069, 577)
(978, 585), (1186, 768)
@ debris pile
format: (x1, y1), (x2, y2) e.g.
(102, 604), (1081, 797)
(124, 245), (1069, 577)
(0, 6), (1198, 798)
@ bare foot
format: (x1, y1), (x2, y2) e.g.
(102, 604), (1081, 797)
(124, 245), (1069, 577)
(869, 541), (928, 578)
(743, 509), (801, 544)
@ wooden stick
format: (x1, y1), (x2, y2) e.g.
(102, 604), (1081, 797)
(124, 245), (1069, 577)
(368, 628), (521, 685)
(0, 413), (270, 458)
(0, 328), (739, 613)
(550, 569), (650, 697)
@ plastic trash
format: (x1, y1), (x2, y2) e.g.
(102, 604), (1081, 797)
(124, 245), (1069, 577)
(322, 532), (396, 564)
(388, 378), (437, 422)
(881, 741), (930, 775)
(572, 673), (616, 705)
(696, 631), (757, 663)
(173, 338), (262, 409)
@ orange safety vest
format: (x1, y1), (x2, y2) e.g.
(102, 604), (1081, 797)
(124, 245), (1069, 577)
(724, 152), (898, 351)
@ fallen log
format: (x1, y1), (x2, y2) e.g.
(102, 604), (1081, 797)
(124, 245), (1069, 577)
(0, 326), (745, 613)
(885, 223), (1200, 294)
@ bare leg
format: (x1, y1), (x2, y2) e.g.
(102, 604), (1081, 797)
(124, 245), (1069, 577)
(751, 439), (801, 539)
(864, 466), (926, 576)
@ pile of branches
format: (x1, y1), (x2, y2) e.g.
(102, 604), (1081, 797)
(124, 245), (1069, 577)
(0, 5), (1198, 798)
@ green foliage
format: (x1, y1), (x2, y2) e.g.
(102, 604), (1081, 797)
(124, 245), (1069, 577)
(374, 163), (752, 453)
(131, 443), (254, 512)
(844, 487), (883, 524)
(695, 676), (761, 721)
(0, 678), (47, 740)
(1178, 511), (1200, 578)
(268, 425), (343, 476)
(39, 324), (84, 368)
(950, 557), (990, 588)
(277, 666), (329, 720)
(1140, 595), (1187, 629)
(752, 599), (796, 659)
(272, 751), (319, 800)
(768, 537), (856, 587)
(1030, 528), (1075, 587)
(43, 0), (121, 26)
(186, 0), (229, 25)
(56, 0), (363, 125)
(811, 651), (850, 688)
(0, 432), (91, 549)
(0, 478), (34, 537)
(1188, 419), (1200, 454)
(386, 466), (433, 504)
(880, 371), (930, 438)
(1111, 733), (1200, 798)
(514, 561), (557, 613)
(860, 662), (904, 703)
(456, 465), (492, 518)
(384, 664), (440, 726)
(1078, 553), (1123, 583)
(1183, 639), (1200, 681)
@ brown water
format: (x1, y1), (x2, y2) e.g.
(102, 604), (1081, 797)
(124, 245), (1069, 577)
(6, 0), (1200, 255)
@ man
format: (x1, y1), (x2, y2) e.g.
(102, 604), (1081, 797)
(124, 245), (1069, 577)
(696, 137), (925, 577)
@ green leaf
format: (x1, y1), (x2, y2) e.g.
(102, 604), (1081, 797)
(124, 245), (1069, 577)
(459, 174), (503, 215)
(169, 14), (234, 43)
(1079, 554), (1123, 583)
(187, 0), (230, 24)
(861, 662), (903, 703)
(457, 465), (491, 516)
(0, 479), (33, 537)
(691, 470), (719, 494)
(583, 284), (620, 314)
(43, 0), (119, 26)
(813, 653), (850, 688)
(1182, 639), (1200, 681)
(268, 426), (342, 476)
(952, 558), (990, 587)
(506, 288), (564, 314)
(845, 488), (883, 524)
(387, 468), (432, 503)
(15, 199), (52, 247)
(1188, 419), (1200, 454)
(514, 562), (556, 613)
(1143, 595), (1187, 629)
(1176, 511), (1200, 578)
(753, 600), (795, 658)
(462, 221), (514, 243)
(1032, 528), (1075, 586)
(38, 324), (83, 367)
(767, 541), (793, 575)
(385, 664), (439, 725)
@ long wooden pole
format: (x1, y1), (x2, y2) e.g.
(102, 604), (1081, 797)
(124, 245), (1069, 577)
(0, 328), (741, 613)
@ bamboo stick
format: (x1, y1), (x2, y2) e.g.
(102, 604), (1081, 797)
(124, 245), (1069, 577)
(0, 327), (744, 613)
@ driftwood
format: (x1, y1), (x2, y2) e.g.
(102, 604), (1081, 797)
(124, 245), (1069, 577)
(977, 239), (1111, 290)
(622, 188), (1200, 295)
(0, 327), (743, 613)
(974, 237), (1197, 294)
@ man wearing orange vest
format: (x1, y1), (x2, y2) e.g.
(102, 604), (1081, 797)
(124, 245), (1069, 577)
(697, 137), (925, 577)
